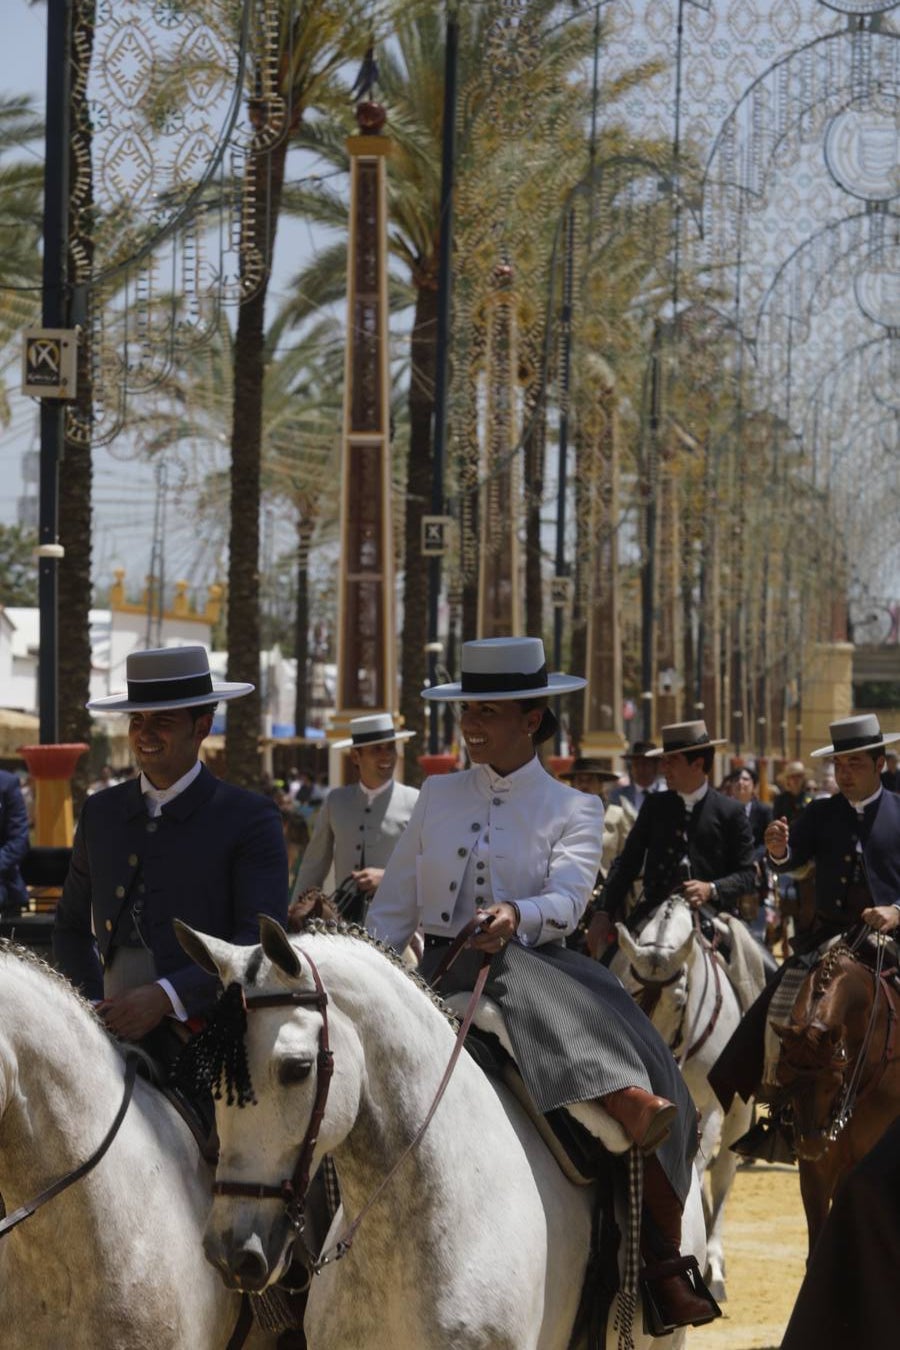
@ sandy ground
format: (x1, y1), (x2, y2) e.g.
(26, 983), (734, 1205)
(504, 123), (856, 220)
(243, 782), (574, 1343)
(687, 1161), (807, 1350)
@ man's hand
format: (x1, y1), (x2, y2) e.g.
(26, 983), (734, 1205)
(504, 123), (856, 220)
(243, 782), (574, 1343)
(97, 983), (172, 1040)
(682, 879), (713, 910)
(586, 911), (613, 959)
(351, 867), (384, 894)
(861, 905), (900, 935)
(469, 903), (519, 954)
(765, 816), (790, 860)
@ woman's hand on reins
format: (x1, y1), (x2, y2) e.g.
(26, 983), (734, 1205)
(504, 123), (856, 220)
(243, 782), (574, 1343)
(470, 903), (519, 953)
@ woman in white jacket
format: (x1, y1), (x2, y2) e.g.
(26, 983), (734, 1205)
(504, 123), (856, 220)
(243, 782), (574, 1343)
(368, 637), (718, 1334)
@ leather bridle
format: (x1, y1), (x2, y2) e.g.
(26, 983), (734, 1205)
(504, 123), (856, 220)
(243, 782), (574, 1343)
(212, 949), (334, 1236)
(213, 926), (490, 1276)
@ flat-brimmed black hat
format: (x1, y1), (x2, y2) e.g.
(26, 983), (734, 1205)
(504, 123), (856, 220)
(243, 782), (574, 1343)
(559, 756), (620, 782)
(625, 740), (657, 759)
(643, 720), (726, 758)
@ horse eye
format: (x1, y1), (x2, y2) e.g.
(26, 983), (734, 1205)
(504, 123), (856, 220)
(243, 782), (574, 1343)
(278, 1057), (314, 1086)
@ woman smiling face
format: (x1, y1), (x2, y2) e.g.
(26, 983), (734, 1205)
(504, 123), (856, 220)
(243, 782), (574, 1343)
(459, 700), (542, 776)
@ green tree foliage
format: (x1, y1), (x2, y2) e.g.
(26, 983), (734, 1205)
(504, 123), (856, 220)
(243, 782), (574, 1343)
(0, 524), (39, 606)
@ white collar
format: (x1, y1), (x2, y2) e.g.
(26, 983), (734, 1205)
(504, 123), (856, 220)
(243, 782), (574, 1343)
(678, 781), (709, 810)
(851, 785), (883, 815)
(480, 754), (544, 793)
(359, 776), (394, 805)
(140, 760), (202, 815)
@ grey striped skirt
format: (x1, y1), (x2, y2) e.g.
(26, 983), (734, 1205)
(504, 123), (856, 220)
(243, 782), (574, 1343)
(424, 937), (697, 1204)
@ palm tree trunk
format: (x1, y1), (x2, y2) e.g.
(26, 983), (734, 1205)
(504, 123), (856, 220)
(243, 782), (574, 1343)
(399, 281), (438, 785)
(225, 133), (288, 788)
(59, 0), (95, 813)
(522, 376), (546, 638)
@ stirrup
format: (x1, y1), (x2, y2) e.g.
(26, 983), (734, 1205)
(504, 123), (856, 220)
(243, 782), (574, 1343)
(640, 1255), (722, 1336)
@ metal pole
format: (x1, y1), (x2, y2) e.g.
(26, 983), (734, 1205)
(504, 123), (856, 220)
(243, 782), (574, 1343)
(640, 323), (661, 742)
(553, 207), (575, 751)
(427, 2), (458, 752)
(38, 0), (72, 745)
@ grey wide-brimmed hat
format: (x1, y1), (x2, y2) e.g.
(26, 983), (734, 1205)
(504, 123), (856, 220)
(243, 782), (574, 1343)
(422, 637), (586, 703)
(87, 645), (252, 712)
(332, 712), (415, 751)
(810, 714), (900, 760)
(643, 720), (727, 758)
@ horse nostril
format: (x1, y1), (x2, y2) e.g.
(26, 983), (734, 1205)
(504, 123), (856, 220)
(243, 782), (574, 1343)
(231, 1247), (270, 1290)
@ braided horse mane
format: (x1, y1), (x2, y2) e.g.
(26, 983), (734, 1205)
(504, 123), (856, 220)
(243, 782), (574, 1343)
(812, 941), (854, 997)
(175, 916), (460, 1107)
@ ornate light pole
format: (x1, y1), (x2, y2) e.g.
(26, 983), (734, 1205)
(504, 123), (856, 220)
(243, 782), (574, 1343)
(331, 86), (397, 783)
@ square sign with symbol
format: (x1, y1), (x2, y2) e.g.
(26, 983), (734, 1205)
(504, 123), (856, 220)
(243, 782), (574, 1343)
(22, 329), (78, 399)
(421, 515), (453, 556)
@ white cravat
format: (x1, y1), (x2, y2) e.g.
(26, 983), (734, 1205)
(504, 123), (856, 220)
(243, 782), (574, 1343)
(678, 782), (709, 812)
(359, 776), (394, 806)
(136, 759), (203, 1020)
(140, 760), (202, 817)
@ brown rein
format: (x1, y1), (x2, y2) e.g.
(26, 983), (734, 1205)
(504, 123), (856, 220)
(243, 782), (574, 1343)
(0, 1052), (139, 1240)
(628, 913), (724, 1064)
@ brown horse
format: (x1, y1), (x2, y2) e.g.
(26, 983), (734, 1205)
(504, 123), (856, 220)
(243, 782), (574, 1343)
(773, 938), (900, 1253)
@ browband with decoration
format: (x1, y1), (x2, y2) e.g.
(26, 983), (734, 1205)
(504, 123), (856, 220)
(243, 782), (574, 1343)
(127, 673), (214, 702)
(460, 663), (548, 693)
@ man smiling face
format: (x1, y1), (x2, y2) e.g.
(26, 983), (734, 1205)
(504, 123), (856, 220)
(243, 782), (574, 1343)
(128, 708), (212, 790)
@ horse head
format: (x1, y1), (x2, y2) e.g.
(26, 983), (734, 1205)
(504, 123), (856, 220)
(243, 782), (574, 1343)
(176, 917), (363, 1293)
(773, 1019), (848, 1160)
(616, 895), (694, 987)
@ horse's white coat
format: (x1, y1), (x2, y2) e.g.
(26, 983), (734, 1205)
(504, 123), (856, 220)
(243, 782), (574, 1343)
(0, 944), (274, 1350)
(614, 900), (753, 1303)
(186, 922), (697, 1350)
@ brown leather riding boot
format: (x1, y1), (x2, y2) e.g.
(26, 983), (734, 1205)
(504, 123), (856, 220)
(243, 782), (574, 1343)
(639, 1156), (721, 1333)
(599, 1085), (677, 1153)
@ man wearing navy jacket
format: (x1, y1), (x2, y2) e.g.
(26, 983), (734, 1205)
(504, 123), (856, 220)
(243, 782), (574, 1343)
(710, 713), (900, 1119)
(0, 768), (29, 915)
(53, 646), (288, 1042)
(587, 720), (756, 955)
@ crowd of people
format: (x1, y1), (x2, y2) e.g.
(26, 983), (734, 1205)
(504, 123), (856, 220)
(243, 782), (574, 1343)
(3, 636), (898, 1344)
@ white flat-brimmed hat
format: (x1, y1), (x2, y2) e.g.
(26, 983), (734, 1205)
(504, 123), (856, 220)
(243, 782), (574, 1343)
(87, 645), (252, 713)
(810, 714), (900, 759)
(332, 712), (415, 751)
(643, 720), (727, 757)
(422, 637), (586, 702)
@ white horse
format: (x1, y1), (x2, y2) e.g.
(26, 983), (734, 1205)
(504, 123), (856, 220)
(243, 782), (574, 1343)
(177, 916), (707, 1350)
(612, 898), (753, 1304)
(0, 940), (275, 1350)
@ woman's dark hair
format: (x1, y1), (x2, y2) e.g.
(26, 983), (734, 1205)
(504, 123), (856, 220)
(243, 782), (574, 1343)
(517, 696), (558, 746)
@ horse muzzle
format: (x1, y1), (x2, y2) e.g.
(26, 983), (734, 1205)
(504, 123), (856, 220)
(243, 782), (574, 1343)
(203, 1225), (293, 1292)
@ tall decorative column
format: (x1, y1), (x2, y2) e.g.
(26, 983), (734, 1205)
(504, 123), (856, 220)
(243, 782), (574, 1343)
(332, 98), (396, 783)
(478, 261), (522, 637)
(654, 438), (682, 730)
(581, 357), (626, 766)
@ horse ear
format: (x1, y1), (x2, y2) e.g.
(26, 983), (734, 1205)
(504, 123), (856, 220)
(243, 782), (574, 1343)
(259, 915), (302, 979)
(173, 919), (227, 976)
